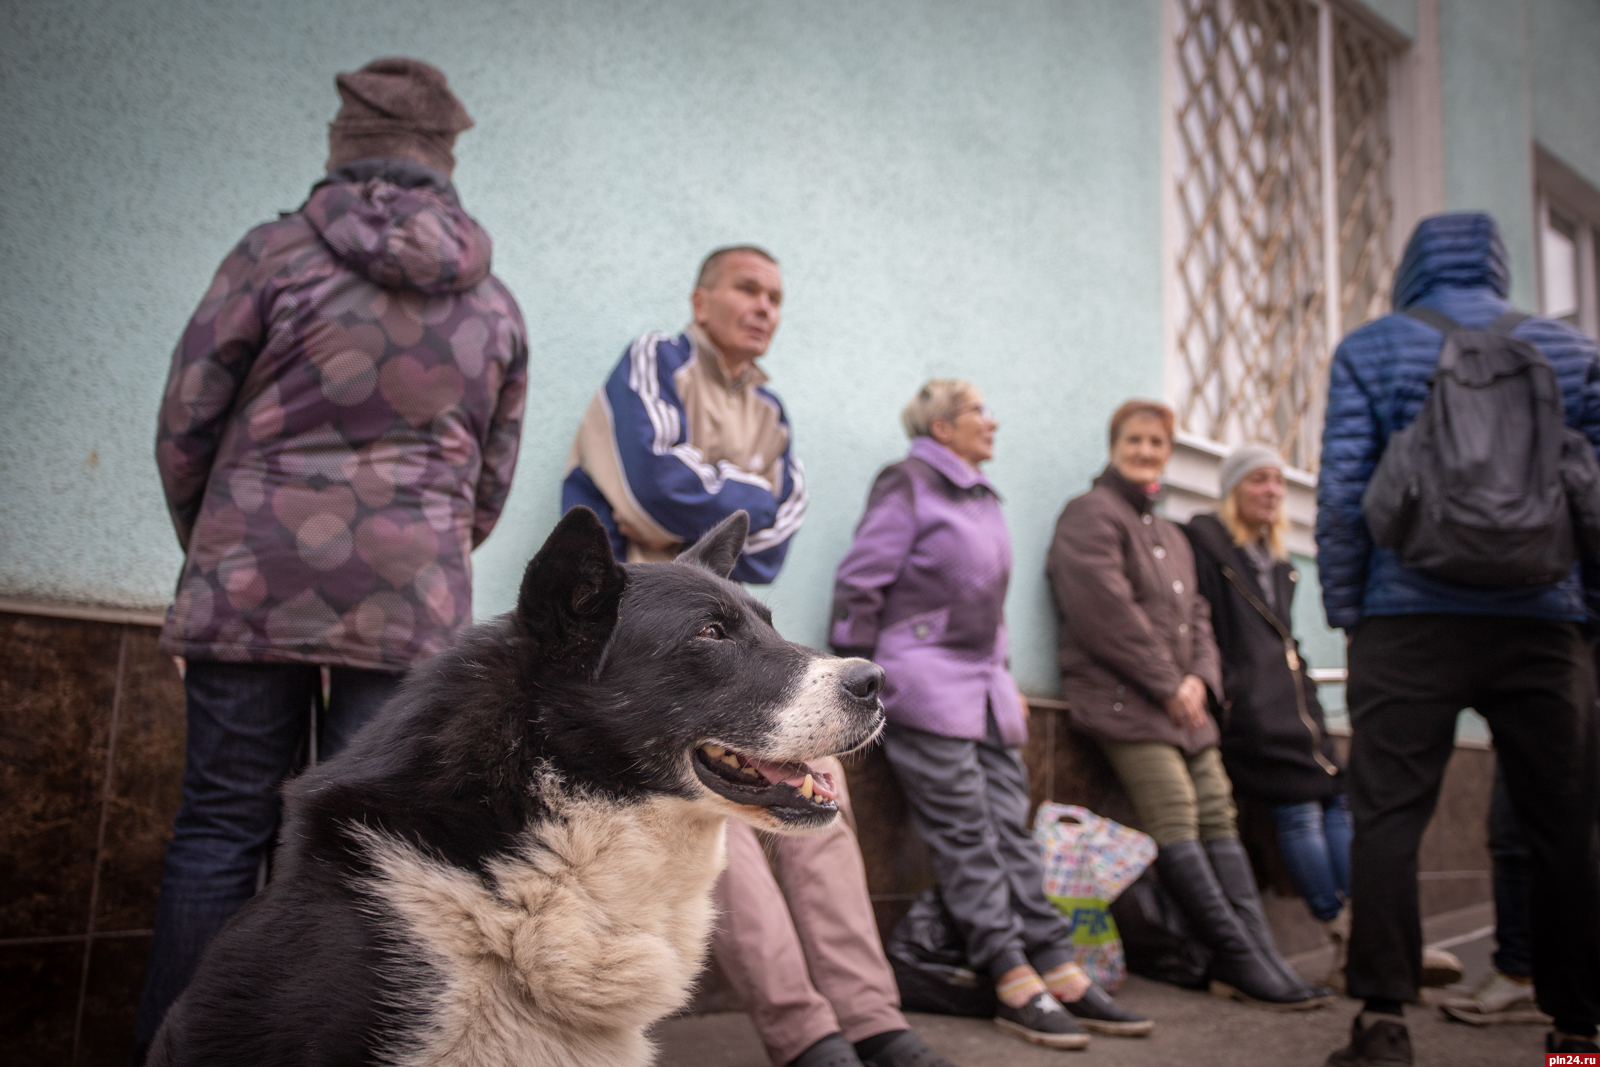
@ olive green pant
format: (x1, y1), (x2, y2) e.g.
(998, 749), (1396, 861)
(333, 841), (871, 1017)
(1097, 740), (1238, 846)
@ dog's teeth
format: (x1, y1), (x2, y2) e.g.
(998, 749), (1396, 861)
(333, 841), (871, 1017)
(720, 754), (741, 769)
(800, 774), (815, 799)
(703, 744), (726, 758)
(741, 766), (759, 777)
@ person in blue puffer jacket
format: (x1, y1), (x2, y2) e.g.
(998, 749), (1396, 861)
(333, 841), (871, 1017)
(1315, 213), (1600, 1067)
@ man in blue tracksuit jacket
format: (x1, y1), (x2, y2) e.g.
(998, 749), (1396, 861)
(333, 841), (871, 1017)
(1315, 212), (1600, 1065)
(561, 248), (805, 583)
(562, 248), (956, 1067)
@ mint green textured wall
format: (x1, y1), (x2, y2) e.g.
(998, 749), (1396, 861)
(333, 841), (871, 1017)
(0, 0), (1164, 693)
(1531, 0), (1600, 189)
(1358, 0), (1417, 39)
(1438, 0), (1538, 307)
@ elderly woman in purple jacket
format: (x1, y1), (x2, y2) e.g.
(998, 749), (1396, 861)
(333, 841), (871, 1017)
(831, 380), (1150, 1050)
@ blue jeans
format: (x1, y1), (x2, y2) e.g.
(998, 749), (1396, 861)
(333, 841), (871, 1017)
(1273, 796), (1353, 922)
(133, 661), (402, 1050)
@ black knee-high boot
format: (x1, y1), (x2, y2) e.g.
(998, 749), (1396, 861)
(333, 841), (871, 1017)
(1203, 837), (1332, 1002)
(1156, 840), (1328, 1009)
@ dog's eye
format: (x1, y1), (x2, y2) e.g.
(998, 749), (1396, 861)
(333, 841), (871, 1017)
(698, 623), (728, 640)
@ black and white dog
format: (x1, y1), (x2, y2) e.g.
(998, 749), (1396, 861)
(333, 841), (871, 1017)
(150, 508), (885, 1066)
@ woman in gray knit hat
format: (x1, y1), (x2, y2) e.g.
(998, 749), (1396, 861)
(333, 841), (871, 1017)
(1183, 444), (1460, 991)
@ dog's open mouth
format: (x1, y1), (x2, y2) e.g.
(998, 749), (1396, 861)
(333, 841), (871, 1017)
(692, 743), (840, 813)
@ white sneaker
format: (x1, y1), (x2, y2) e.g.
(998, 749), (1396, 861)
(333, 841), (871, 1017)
(1420, 947), (1463, 987)
(1439, 972), (1549, 1026)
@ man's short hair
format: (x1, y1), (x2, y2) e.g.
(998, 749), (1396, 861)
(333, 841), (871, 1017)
(695, 245), (779, 289)
(902, 379), (980, 440)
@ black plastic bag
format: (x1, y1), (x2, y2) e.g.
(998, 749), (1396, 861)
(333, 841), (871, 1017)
(884, 889), (997, 1017)
(1108, 866), (1212, 989)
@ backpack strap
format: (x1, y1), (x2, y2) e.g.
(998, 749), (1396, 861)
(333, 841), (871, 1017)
(1407, 307), (1533, 376)
(1488, 310), (1529, 335)
(1406, 305), (1529, 334)
(1404, 306), (1460, 332)
(1485, 309), (1557, 403)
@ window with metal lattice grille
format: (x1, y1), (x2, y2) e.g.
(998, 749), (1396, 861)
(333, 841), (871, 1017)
(1168, 0), (1397, 472)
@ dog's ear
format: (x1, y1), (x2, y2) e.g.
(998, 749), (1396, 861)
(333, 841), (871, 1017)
(517, 507), (628, 671)
(677, 510), (749, 578)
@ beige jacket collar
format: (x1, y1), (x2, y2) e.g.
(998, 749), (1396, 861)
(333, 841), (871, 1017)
(685, 321), (769, 392)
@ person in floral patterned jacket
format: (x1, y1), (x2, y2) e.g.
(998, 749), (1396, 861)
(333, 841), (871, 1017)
(135, 58), (528, 1058)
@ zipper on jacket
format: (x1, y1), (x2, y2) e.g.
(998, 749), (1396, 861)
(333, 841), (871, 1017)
(1221, 565), (1339, 776)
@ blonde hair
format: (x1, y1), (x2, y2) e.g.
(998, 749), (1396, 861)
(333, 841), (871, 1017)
(902, 379), (979, 439)
(1221, 485), (1291, 559)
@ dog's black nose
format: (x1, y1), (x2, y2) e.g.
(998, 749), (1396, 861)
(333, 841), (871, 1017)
(840, 661), (885, 702)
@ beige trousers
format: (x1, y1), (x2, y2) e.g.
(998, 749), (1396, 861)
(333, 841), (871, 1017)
(1098, 740), (1239, 846)
(711, 757), (906, 1065)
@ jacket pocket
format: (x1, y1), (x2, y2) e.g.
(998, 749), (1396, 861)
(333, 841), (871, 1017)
(878, 606), (950, 648)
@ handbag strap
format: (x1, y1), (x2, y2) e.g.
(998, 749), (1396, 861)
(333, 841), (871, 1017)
(1036, 802), (1100, 834)
(1221, 564), (1304, 674)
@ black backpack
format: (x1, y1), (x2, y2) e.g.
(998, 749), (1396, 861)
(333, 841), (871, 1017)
(1361, 307), (1600, 587)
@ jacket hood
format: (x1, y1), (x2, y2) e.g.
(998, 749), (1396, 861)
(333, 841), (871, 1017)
(302, 158), (492, 295)
(1391, 212), (1509, 309)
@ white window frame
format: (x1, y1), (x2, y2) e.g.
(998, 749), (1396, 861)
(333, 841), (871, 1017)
(1534, 144), (1600, 341)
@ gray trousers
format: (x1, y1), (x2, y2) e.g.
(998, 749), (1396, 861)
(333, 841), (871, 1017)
(883, 711), (1076, 980)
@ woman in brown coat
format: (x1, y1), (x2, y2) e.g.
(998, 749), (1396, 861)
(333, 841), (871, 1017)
(1046, 400), (1328, 1009)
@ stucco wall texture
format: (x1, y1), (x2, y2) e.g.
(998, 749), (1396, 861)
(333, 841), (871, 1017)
(0, 0), (1162, 693)
(1363, 0), (1418, 40)
(1439, 0), (1539, 309)
(1532, 0), (1600, 187)
(1434, 0), (1600, 308)
(9, 0), (1600, 695)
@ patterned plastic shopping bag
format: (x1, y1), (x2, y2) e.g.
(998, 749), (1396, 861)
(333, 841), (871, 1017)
(1032, 802), (1158, 991)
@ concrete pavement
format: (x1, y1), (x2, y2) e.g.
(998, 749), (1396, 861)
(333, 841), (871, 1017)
(651, 903), (1545, 1067)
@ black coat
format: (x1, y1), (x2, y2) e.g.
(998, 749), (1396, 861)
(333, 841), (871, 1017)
(1184, 513), (1343, 804)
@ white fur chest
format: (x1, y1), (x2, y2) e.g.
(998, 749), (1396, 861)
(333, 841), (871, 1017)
(355, 793), (730, 1067)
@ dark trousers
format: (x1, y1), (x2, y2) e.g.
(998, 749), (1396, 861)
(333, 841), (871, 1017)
(133, 661), (402, 1048)
(882, 711), (1076, 980)
(1488, 761), (1534, 978)
(1345, 614), (1600, 1026)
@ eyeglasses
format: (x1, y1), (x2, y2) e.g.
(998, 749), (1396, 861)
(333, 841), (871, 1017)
(948, 402), (995, 422)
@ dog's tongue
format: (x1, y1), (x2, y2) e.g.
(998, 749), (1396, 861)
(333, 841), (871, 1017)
(744, 757), (838, 800)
